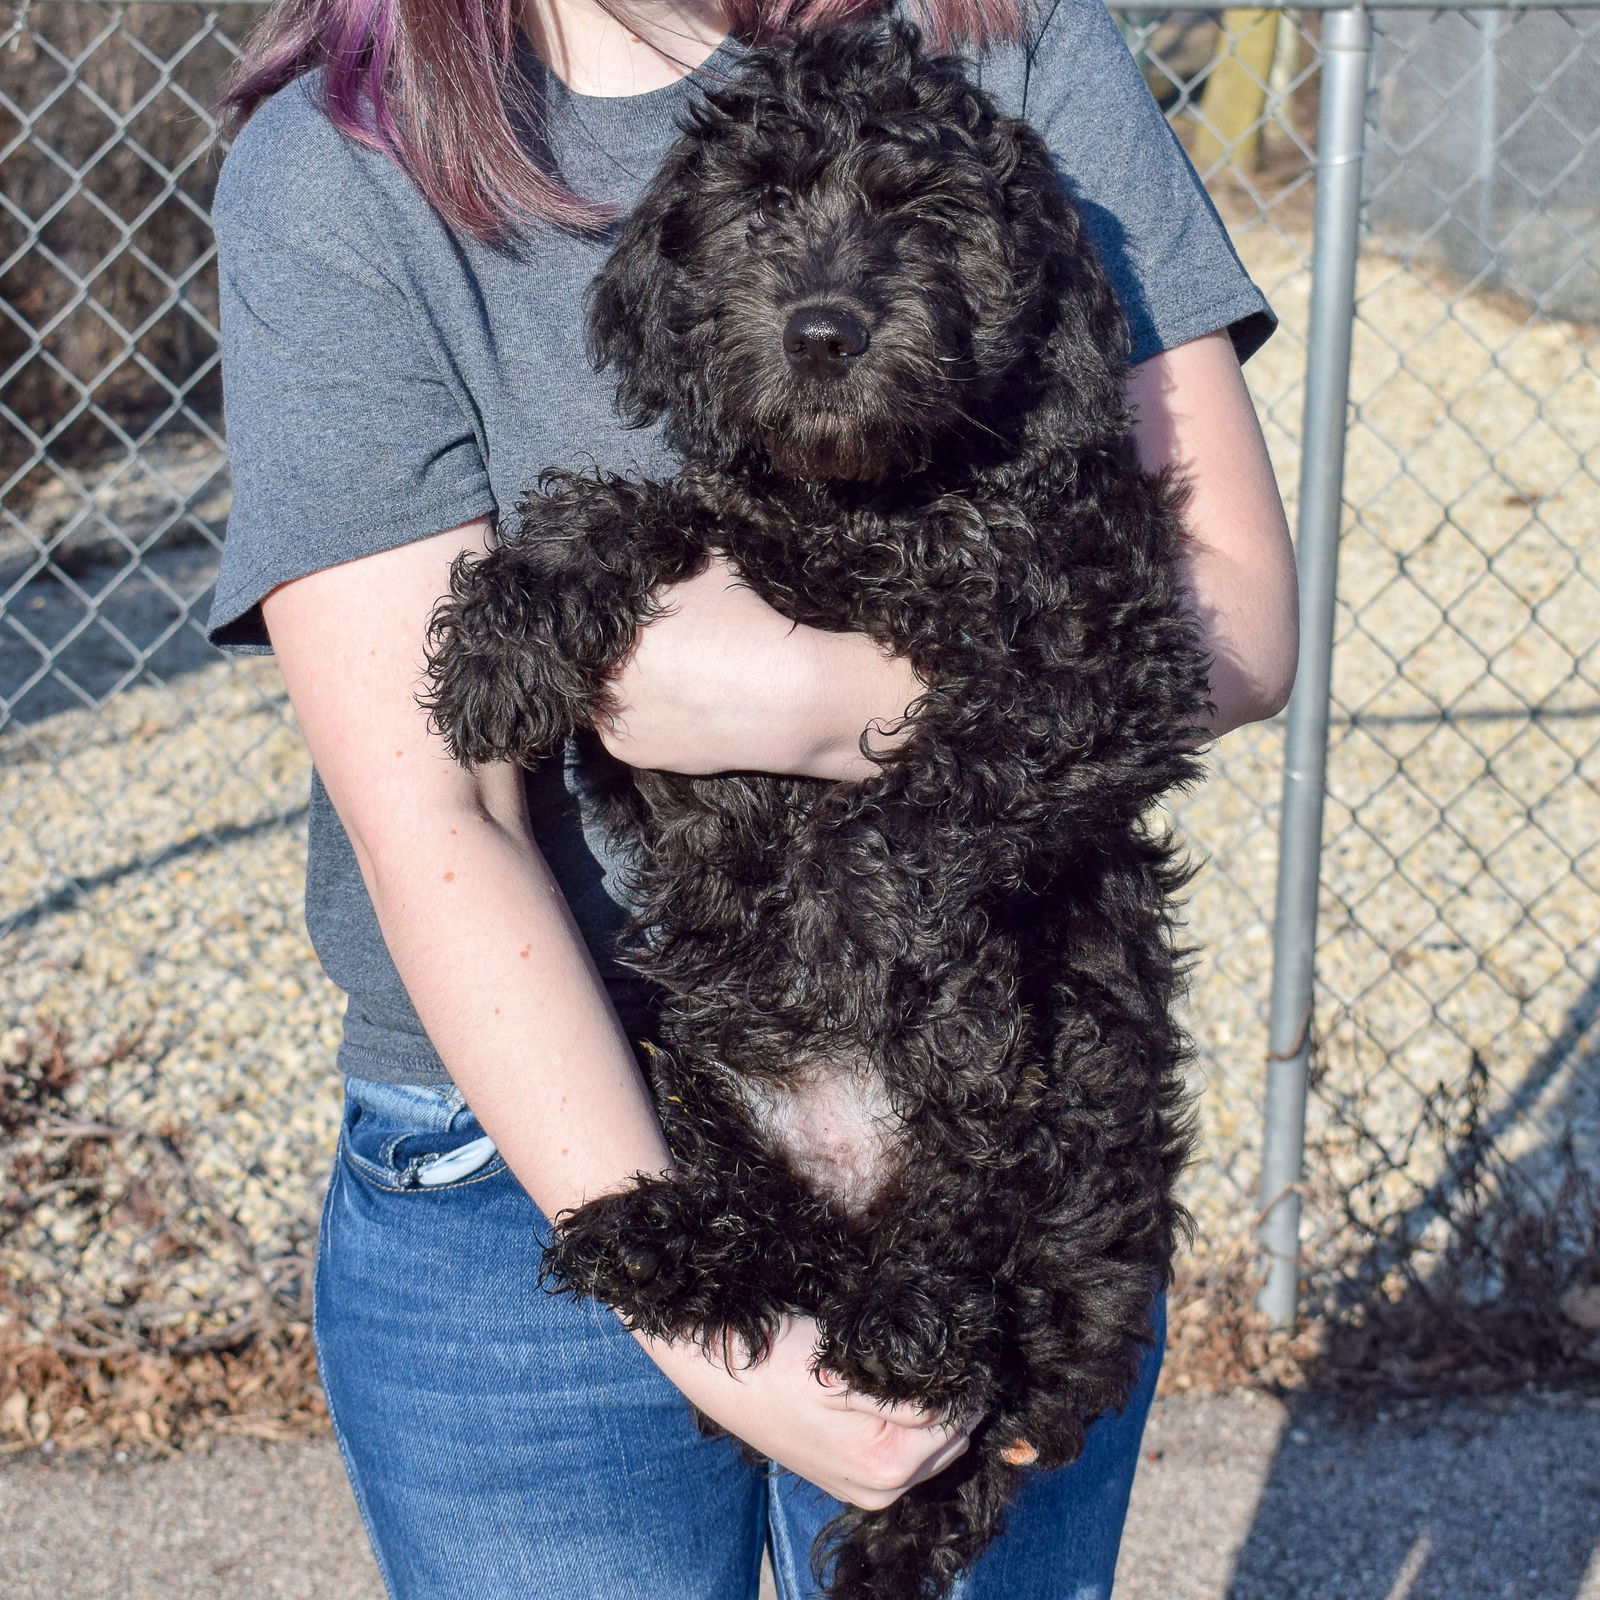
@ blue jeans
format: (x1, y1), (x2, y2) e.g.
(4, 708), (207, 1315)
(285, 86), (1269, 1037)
(316, 1074), (1165, 1599)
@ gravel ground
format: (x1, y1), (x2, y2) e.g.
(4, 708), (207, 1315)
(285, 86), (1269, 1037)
(2, 224), (1597, 1352)
(4, 1391), (1599, 1599)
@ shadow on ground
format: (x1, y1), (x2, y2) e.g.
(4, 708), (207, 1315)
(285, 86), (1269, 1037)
(1183, 956), (1600, 1600)
(1217, 1393), (1600, 1599)
(1120, 1385), (1600, 1600)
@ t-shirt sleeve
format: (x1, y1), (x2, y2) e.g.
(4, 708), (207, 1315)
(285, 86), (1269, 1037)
(1018, 0), (1277, 367)
(206, 101), (495, 653)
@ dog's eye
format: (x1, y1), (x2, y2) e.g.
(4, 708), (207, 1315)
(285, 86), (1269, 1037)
(750, 188), (794, 232)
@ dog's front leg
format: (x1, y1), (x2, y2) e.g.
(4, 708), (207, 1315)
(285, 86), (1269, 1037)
(545, 1149), (842, 1359)
(548, 1175), (774, 1355)
(422, 471), (709, 767)
(544, 1014), (839, 1353)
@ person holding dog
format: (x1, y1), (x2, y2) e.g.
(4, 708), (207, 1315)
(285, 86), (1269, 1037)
(207, 0), (1298, 1593)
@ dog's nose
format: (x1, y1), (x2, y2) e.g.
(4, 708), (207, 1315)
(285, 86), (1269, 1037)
(783, 307), (869, 379)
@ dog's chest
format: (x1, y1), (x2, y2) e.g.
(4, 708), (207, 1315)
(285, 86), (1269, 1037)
(714, 494), (1024, 651)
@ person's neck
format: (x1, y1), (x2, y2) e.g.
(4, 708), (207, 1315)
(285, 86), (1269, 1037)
(520, 0), (731, 96)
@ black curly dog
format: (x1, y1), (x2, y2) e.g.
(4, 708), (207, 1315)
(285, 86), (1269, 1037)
(425, 17), (1209, 1598)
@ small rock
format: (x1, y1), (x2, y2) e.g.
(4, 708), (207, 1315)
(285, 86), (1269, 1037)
(1559, 1283), (1600, 1331)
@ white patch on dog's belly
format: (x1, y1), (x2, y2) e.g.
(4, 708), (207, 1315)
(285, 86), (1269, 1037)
(737, 1060), (901, 1211)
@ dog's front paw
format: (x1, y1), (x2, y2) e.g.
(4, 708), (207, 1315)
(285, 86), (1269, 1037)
(547, 1180), (696, 1311)
(422, 551), (638, 768)
(544, 1175), (795, 1354)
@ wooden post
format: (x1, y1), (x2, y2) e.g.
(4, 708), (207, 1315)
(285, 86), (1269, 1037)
(1192, 10), (1283, 177)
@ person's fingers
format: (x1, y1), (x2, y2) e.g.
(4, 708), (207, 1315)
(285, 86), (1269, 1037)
(835, 1413), (972, 1506)
(904, 1426), (973, 1489)
(834, 1388), (966, 1432)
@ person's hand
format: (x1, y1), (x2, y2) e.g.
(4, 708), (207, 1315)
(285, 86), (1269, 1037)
(596, 554), (924, 781)
(636, 1314), (974, 1510)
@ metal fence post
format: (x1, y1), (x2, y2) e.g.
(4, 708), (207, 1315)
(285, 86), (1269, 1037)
(1257, 5), (1374, 1330)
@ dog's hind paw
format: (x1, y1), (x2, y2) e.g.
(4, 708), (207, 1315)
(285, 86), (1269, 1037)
(543, 1174), (795, 1353)
(816, 1260), (1002, 1416)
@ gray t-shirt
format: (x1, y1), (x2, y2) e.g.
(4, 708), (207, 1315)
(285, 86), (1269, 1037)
(207, 0), (1276, 1085)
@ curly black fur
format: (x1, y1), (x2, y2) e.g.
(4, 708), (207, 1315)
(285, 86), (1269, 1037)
(423, 17), (1211, 1598)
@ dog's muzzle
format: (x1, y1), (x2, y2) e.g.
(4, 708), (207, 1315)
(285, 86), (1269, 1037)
(783, 305), (870, 380)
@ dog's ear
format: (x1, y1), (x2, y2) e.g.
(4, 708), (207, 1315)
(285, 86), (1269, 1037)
(992, 117), (1132, 456)
(585, 147), (698, 429)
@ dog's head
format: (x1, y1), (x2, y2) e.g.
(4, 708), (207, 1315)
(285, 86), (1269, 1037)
(587, 16), (1131, 485)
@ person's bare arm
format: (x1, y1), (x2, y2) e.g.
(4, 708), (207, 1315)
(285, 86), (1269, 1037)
(599, 328), (1297, 777)
(260, 520), (969, 1509)
(595, 556), (926, 781)
(264, 522), (666, 1214)
(1125, 328), (1298, 735)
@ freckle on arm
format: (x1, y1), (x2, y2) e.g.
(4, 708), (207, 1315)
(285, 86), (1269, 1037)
(442, 871), (454, 883)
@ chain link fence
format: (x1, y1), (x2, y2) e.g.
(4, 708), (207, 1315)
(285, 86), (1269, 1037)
(2, 2), (1597, 1447)
(2, 0), (338, 1445)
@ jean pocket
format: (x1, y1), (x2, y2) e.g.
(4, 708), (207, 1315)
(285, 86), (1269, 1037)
(338, 1074), (507, 1193)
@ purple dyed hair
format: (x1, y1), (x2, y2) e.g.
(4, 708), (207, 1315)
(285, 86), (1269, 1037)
(218, 0), (1030, 240)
